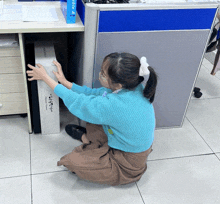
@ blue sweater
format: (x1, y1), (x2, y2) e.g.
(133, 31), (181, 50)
(54, 83), (155, 153)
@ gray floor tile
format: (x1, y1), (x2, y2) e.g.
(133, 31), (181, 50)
(31, 129), (81, 174)
(186, 98), (220, 152)
(137, 155), (220, 204)
(148, 118), (213, 161)
(0, 116), (30, 178)
(202, 58), (211, 65)
(0, 175), (31, 204)
(31, 108), (80, 174)
(32, 171), (144, 204)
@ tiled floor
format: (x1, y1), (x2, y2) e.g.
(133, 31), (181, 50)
(1, 58), (220, 204)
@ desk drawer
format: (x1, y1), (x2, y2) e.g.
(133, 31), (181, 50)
(0, 47), (21, 57)
(0, 74), (25, 93)
(0, 93), (27, 115)
(0, 57), (22, 74)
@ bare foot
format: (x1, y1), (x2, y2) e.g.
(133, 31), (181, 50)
(81, 134), (90, 144)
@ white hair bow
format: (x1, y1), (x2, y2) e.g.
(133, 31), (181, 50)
(139, 57), (150, 81)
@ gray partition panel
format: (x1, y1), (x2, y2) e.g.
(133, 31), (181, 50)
(93, 31), (209, 128)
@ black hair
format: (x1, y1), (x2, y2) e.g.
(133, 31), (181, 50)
(103, 52), (158, 103)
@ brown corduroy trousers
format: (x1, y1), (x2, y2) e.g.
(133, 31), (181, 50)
(57, 123), (153, 186)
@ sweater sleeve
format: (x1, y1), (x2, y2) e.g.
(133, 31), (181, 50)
(71, 82), (112, 96)
(54, 84), (110, 124)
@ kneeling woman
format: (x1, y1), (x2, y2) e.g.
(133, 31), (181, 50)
(27, 52), (158, 186)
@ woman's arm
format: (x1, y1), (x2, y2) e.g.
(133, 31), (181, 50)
(52, 61), (72, 89)
(41, 74), (58, 91)
(59, 79), (73, 89)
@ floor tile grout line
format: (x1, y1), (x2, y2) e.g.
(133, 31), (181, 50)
(0, 170), (69, 180)
(0, 174), (30, 180)
(186, 116), (216, 153)
(135, 182), (146, 204)
(148, 153), (216, 162)
(31, 170), (69, 176)
(214, 153), (220, 161)
(191, 97), (220, 100)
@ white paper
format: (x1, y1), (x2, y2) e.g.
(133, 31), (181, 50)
(0, 34), (18, 47)
(22, 5), (58, 22)
(0, 5), (22, 21)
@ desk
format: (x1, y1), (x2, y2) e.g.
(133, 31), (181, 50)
(0, 0), (84, 33)
(0, 0), (84, 133)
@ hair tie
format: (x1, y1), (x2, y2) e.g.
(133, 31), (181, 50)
(139, 57), (150, 81)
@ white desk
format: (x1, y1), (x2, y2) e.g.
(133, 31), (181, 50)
(0, 0), (84, 133)
(0, 0), (84, 33)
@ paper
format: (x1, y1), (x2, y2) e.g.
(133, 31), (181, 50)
(0, 5), (22, 21)
(22, 5), (58, 22)
(0, 34), (18, 47)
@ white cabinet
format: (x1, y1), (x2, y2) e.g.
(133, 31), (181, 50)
(0, 36), (27, 116)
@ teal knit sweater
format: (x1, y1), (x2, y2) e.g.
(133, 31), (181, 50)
(54, 83), (155, 153)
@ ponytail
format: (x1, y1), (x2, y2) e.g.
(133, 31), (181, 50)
(103, 52), (158, 103)
(143, 66), (158, 103)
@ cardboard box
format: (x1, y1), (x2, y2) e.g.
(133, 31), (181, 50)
(35, 42), (60, 135)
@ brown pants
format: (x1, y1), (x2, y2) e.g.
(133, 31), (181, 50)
(57, 123), (153, 186)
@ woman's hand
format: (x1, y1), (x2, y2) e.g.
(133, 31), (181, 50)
(26, 63), (48, 81)
(52, 60), (66, 83)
